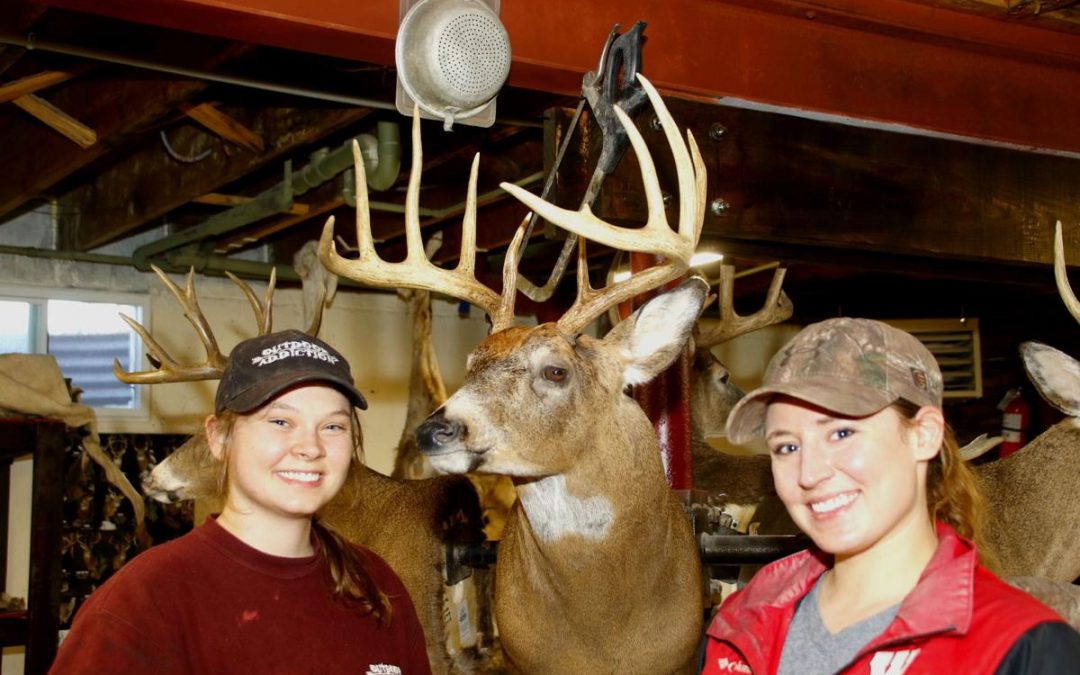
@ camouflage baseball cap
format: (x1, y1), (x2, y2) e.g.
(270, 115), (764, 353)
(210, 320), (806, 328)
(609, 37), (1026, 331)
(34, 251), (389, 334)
(725, 317), (942, 447)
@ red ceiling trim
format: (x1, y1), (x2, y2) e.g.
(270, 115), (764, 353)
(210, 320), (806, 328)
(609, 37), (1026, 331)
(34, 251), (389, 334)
(36, 0), (1080, 154)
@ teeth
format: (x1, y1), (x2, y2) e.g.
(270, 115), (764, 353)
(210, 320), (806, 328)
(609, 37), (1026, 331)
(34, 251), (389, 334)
(811, 492), (857, 514)
(278, 471), (320, 483)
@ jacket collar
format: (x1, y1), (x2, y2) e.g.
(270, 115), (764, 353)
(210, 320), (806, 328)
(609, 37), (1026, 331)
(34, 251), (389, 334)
(707, 523), (978, 668)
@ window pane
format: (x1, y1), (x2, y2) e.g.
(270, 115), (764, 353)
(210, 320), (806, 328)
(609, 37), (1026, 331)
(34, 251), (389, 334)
(0, 300), (34, 353)
(47, 300), (141, 409)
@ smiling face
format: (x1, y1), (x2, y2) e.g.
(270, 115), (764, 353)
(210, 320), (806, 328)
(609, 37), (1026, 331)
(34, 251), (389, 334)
(210, 384), (355, 527)
(765, 396), (941, 562)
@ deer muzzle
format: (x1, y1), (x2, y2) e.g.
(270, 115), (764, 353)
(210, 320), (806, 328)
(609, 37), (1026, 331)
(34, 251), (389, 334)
(416, 410), (465, 455)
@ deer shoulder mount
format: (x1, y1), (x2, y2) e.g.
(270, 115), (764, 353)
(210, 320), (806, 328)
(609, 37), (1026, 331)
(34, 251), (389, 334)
(975, 219), (1080, 583)
(319, 73), (707, 674)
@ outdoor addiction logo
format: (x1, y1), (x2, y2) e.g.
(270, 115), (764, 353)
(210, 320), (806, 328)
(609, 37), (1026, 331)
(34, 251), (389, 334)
(251, 339), (340, 367)
(365, 665), (402, 675)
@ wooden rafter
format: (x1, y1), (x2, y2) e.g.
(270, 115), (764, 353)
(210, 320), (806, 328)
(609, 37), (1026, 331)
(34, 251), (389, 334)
(181, 102), (265, 151)
(12, 94), (97, 148)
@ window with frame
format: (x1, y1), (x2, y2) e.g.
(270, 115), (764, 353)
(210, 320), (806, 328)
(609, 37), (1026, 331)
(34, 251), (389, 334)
(0, 286), (149, 419)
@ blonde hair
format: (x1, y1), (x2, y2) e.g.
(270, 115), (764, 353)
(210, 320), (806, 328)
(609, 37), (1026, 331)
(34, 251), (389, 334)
(894, 400), (999, 573)
(210, 408), (393, 626)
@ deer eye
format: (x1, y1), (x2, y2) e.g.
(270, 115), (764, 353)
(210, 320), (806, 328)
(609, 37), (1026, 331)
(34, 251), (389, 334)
(542, 365), (568, 383)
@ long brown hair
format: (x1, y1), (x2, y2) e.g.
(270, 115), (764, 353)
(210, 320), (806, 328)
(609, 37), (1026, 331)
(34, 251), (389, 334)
(894, 400), (999, 573)
(210, 407), (393, 626)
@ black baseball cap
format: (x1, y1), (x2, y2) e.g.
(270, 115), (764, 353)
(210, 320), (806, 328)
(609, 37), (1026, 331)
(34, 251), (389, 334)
(214, 329), (368, 414)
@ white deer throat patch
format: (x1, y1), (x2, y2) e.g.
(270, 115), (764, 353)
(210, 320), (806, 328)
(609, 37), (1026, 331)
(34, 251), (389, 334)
(517, 475), (614, 542)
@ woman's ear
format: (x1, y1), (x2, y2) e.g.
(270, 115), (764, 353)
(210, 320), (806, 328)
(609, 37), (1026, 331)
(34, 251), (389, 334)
(910, 406), (945, 461)
(205, 415), (226, 461)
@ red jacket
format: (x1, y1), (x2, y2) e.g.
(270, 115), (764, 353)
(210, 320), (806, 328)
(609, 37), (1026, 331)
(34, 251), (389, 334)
(703, 523), (1067, 674)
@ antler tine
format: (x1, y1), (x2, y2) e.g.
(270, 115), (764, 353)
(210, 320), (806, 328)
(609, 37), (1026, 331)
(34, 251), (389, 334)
(504, 73), (704, 333)
(319, 107), (516, 332)
(694, 264), (794, 349)
(224, 267), (276, 336)
(1053, 220), (1080, 324)
(503, 74), (702, 263)
(114, 265), (227, 384)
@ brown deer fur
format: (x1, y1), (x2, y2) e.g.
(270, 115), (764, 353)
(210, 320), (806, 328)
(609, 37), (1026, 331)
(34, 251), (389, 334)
(416, 281), (709, 674)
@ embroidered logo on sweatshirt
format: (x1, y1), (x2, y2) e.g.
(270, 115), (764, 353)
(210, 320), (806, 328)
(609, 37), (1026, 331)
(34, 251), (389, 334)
(712, 657), (751, 673)
(869, 649), (920, 675)
(366, 665), (402, 675)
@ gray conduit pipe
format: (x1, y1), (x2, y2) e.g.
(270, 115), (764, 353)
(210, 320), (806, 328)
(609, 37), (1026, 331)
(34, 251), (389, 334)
(357, 121), (401, 191)
(131, 122), (403, 271)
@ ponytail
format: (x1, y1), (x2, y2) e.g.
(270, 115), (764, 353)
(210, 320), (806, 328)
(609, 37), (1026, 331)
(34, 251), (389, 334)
(311, 518), (393, 627)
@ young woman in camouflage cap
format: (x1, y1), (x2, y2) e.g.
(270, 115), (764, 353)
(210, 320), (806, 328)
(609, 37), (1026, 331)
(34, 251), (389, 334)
(701, 318), (1079, 675)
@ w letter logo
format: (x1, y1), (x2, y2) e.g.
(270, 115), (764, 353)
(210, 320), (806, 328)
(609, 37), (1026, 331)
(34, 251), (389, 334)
(869, 649), (920, 675)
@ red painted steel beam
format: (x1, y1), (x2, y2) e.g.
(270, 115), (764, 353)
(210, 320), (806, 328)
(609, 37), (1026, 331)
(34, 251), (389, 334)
(36, 0), (1080, 154)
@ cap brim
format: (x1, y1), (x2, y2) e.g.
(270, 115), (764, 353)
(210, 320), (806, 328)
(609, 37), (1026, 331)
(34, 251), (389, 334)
(220, 370), (369, 414)
(725, 378), (896, 449)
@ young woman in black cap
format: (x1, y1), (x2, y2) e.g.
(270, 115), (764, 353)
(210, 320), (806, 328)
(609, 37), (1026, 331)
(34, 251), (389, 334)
(51, 330), (432, 674)
(701, 318), (1080, 675)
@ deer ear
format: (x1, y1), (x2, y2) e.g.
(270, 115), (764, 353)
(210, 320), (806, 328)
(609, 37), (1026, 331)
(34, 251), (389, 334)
(604, 277), (709, 386)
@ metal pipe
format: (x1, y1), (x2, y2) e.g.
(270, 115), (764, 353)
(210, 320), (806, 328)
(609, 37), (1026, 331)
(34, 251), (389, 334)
(0, 32), (543, 128)
(0, 31), (395, 110)
(131, 133), (373, 270)
(0, 244), (132, 266)
(356, 121), (402, 191)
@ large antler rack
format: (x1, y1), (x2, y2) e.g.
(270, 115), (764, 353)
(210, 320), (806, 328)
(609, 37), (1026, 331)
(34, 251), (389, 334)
(318, 107), (527, 334)
(500, 74), (706, 334)
(114, 265), (279, 384)
(694, 264), (794, 349)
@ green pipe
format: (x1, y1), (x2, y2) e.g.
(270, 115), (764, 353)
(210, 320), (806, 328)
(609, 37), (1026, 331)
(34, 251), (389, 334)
(357, 121), (402, 191)
(132, 124), (403, 271)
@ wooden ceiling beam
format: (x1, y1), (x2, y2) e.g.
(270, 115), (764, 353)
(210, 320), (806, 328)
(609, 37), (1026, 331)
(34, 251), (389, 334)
(40, 0), (1080, 155)
(57, 105), (370, 250)
(549, 98), (1080, 279)
(0, 74), (208, 218)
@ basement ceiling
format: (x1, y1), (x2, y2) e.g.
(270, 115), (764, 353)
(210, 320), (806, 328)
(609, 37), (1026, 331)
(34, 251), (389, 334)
(1, 0), (1080, 341)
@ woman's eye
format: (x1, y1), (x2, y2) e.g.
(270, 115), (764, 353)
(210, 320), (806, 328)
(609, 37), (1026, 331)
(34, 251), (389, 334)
(542, 365), (568, 383)
(772, 443), (799, 456)
(269, 418), (290, 428)
(831, 427), (855, 441)
(324, 422), (348, 433)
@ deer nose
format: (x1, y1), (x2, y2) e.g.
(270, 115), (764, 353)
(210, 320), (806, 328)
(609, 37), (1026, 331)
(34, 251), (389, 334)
(416, 411), (463, 454)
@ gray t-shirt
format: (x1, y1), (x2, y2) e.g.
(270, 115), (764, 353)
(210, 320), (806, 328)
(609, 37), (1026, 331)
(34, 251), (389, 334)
(777, 574), (901, 675)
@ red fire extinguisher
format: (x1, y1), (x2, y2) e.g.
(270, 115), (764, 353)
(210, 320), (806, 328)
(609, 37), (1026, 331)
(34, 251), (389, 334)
(998, 387), (1030, 459)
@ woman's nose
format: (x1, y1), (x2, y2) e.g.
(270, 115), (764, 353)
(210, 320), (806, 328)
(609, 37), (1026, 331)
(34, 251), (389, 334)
(291, 430), (325, 459)
(798, 445), (833, 488)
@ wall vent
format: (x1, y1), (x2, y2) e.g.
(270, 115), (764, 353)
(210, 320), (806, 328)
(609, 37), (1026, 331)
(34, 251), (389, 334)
(886, 318), (982, 399)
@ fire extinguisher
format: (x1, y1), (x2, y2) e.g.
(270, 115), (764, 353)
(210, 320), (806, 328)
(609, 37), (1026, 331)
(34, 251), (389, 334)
(998, 387), (1030, 459)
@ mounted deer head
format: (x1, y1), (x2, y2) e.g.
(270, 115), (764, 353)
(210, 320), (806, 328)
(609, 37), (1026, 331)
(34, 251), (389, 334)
(690, 264), (795, 512)
(321, 74), (707, 673)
